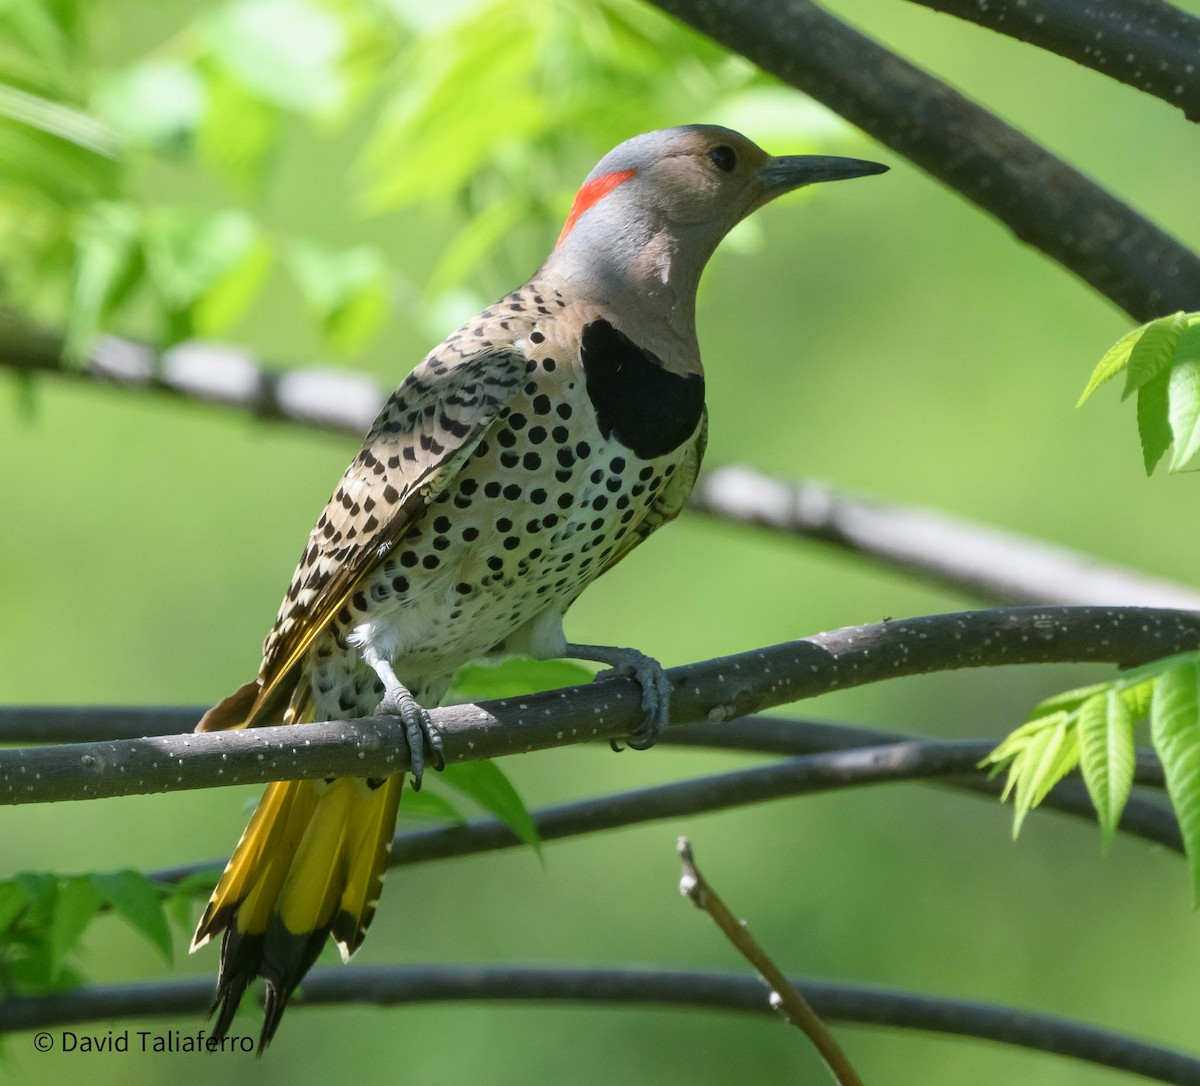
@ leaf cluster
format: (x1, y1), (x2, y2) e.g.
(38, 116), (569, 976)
(0, 0), (835, 361)
(1078, 311), (1200, 474)
(0, 868), (203, 997)
(986, 652), (1200, 900)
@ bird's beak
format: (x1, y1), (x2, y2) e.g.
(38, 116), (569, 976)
(759, 155), (889, 195)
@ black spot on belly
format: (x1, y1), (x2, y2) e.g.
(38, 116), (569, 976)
(580, 319), (705, 459)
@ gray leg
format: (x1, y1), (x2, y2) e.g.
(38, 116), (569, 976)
(365, 653), (444, 790)
(563, 642), (671, 751)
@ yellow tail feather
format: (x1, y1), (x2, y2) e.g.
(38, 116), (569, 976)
(191, 773), (404, 1049)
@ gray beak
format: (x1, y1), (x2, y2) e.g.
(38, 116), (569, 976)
(760, 155), (889, 194)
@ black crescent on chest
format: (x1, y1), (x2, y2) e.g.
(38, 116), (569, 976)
(579, 319), (705, 460)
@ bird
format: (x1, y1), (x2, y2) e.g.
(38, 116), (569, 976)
(189, 124), (886, 1048)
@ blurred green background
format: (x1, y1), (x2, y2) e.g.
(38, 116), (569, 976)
(4, 0), (1200, 1081)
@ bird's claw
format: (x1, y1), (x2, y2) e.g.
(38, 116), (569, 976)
(594, 649), (671, 752)
(376, 689), (444, 790)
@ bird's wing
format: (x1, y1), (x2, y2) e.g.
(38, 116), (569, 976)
(198, 347), (528, 731)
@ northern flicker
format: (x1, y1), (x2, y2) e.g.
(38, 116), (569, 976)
(190, 124), (885, 1047)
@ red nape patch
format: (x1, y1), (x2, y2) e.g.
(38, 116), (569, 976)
(556, 168), (637, 247)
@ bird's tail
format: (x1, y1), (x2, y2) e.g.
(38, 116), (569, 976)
(190, 772), (403, 1049)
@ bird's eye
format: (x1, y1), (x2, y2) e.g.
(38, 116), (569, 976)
(707, 145), (737, 172)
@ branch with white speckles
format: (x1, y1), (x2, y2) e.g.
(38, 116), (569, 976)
(125, 732), (1177, 891)
(689, 466), (1200, 609)
(2, 605), (1198, 806)
(3, 966), (1198, 1083)
(646, 0), (1200, 321)
(906, 0), (1200, 120)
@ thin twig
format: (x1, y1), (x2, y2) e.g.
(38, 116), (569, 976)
(645, 0), (1200, 320)
(690, 467), (1200, 609)
(1, 966), (1197, 1083)
(3, 606), (1198, 805)
(678, 837), (863, 1084)
(906, 0), (1200, 120)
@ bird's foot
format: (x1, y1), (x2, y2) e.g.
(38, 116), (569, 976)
(565, 643), (671, 752)
(374, 682), (444, 791)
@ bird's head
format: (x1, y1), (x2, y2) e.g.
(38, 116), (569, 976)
(543, 125), (886, 345)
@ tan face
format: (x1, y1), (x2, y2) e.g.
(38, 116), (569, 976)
(637, 129), (775, 228)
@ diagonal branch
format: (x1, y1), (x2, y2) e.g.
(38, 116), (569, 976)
(690, 467), (1200, 609)
(3, 606), (1198, 806)
(679, 837), (864, 1084)
(643, 0), (1200, 321)
(2, 966), (1197, 1083)
(906, 0), (1200, 120)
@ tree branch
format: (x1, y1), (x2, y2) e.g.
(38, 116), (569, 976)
(643, 0), (1200, 321)
(3, 606), (1197, 805)
(2, 966), (1197, 1083)
(12, 307), (1200, 612)
(906, 0), (1200, 120)
(679, 837), (864, 1084)
(0, 309), (380, 438)
(690, 467), (1200, 609)
(134, 732), (1176, 896)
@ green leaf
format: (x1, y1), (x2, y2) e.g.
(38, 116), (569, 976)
(92, 871), (173, 963)
(398, 787), (467, 824)
(65, 201), (141, 360)
(1167, 324), (1200, 470)
(0, 82), (119, 157)
(451, 657), (595, 701)
(426, 193), (530, 297)
(1150, 660), (1200, 905)
(1077, 690), (1135, 850)
(1137, 368), (1173, 476)
(1121, 311), (1187, 399)
(163, 869), (222, 933)
(195, 66), (279, 188)
(142, 207), (266, 342)
(1115, 677), (1156, 722)
(439, 760), (540, 854)
(92, 60), (204, 152)
(0, 879), (29, 934)
(984, 711), (1067, 772)
(286, 239), (390, 354)
(1078, 321), (1149, 406)
(49, 876), (100, 977)
(204, 0), (347, 115)
(1009, 717), (1079, 836)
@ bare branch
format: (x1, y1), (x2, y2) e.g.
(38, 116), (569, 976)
(12, 307), (1200, 613)
(906, 0), (1200, 120)
(643, 0), (1200, 321)
(690, 467), (1200, 609)
(3, 606), (1198, 806)
(140, 732), (1179, 895)
(3, 966), (1198, 1082)
(0, 310), (378, 438)
(678, 837), (864, 1084)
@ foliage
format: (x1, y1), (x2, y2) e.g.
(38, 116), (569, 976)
(986, 651), (1200, 897)
(0, 0), (839, 360)
(0, 868), (198, 996)
(1078, 310), (1200, 474)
